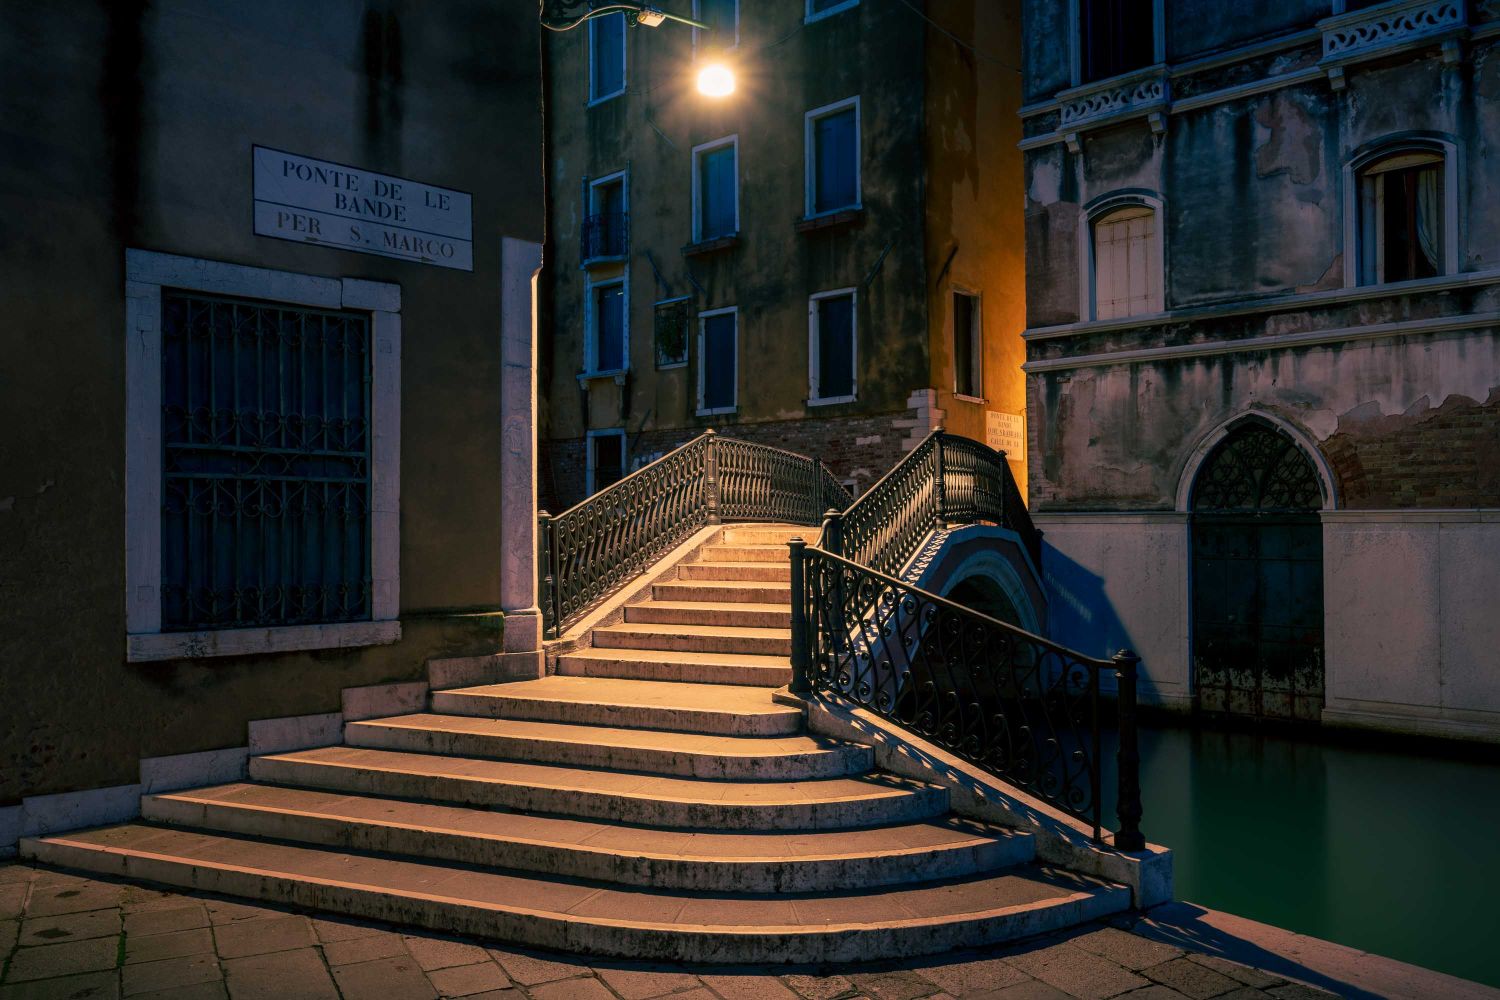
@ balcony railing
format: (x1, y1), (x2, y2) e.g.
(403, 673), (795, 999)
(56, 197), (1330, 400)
(582, 211), (629, 262)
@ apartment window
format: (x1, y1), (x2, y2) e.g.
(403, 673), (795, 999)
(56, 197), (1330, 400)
(589, 12), (626, 103)
(806, 98), (860, 217)
(807, 0), (859, 22)
(698, 307), (737, 415)
(952, 290), (983, 399)
(1078, 0), (1155, 84)
(587, 430), (626, 494)
(693, 136), (739, 242)
(1358, 150), (1444, 285)
(655, 297), (691, 368)
(587, 278), (627, 373)
(1091, 203), (1163, 320)
(809, 289), (856, 404)
(584, 171), (628, 261)
(694, 0), (738, 50)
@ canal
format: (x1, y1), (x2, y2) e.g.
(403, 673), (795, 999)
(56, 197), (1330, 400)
(1102, 724), (1500, 988)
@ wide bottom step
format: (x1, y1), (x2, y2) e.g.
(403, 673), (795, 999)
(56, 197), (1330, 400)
(23, 824), (1130, 964)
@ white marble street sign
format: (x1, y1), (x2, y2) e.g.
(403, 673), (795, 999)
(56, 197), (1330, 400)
(986, 410), (1026, 461)
(253, 146), (473, 271)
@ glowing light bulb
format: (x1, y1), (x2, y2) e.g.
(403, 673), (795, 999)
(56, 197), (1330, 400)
(696, 63), (735, 98)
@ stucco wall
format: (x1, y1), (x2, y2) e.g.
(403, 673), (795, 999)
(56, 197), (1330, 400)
(0, 1), (543, 801)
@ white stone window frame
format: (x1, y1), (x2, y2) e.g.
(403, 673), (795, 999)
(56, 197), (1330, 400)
(691, 134), (740, 244)
(950, 285), (985, 403)
(807, 286), (859, 406)
(693, 0), (740, 52)
(805, 0), (859, 25)
(804, 96), (862, 219)
(1343, 135), (1460, 289)
(1067, 0), (1166, 87)
(1079, 192), (1167, 322)
(583, 273), (630, 378)
(585, 428), (628, 495)
(124, 249), (401, 662)
(588, 11), (628, 106)
(696, 305), (739, 417)
(584, 168), (630, 266)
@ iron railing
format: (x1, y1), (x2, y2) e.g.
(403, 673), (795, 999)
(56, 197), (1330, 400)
(789, 540), (1144, 850)
(582, 211), (629, 261)
(539, 430), (851, 637)
(833, 429), (1043, 576)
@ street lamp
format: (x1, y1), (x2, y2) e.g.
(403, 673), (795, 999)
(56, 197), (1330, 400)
(538, 1), (708, 32)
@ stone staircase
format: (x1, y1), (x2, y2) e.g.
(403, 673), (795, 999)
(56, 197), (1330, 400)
(22, 525), (1131, 963)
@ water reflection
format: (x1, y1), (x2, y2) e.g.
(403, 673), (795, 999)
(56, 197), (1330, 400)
(1103, 724), (1500, 988)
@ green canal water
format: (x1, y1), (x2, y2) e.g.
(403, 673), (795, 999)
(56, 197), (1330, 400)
(1102, 724), (1500, 988)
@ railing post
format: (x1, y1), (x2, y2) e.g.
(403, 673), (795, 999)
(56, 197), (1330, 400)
(821, 508), (843, 557)
(996, 448), (1009, 525)
(812, 458), (824, 526)
(704, 428), (722, 525)
(788, 537), (811, 695)
(538, 511), (557, 640)
(1112, 649), (1146, 852)
(932, 430), (947, 523)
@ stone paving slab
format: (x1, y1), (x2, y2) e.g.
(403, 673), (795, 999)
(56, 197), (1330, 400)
(1, 861), (1494, 1000)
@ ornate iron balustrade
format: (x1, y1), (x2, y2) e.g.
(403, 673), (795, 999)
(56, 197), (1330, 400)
(582, 211), (629, 261)
(539, 431), (851, 637)
(788, 542), (1144, 849)
(833, 430), (1043, 577)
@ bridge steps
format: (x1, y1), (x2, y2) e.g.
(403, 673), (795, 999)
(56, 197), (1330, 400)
(22, 522), (1132, 963)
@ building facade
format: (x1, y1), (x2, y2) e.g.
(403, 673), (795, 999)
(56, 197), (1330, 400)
(0, 1), (544, 845)
(1021, 0), (1500, 739)
(539, 0), (1028, 510)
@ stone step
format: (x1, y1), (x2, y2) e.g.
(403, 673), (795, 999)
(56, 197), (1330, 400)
(431, 677), (803, 736)
(625, 600), (791, 629)
(591, 623), (793, 657)
(556, 648), (791, 688)
(24, 826), (1128, 963)
(247, 746), (949, 830)
(346, 713), (864, 779)
(140, 784), (1032, 893)
(699, 545), (792, 563)
(721, 525), (810, 545)
(679, 562), (791, 583)
(653, 580), (793, 604)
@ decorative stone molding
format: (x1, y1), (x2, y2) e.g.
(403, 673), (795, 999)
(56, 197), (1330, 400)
(1057, 66), (1170, 136)
(1320, 0), (1466, 87)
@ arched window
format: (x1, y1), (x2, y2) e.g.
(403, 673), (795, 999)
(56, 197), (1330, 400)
(1351, 141), (1456, 286)
(1089, 200), (1163, 320)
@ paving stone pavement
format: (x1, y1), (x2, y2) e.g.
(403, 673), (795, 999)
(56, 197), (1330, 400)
(0, 861), (1341, 1000)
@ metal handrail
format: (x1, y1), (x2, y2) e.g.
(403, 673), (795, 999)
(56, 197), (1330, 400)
(539, 430), (851, 637)
(788, 541), (1145, 850)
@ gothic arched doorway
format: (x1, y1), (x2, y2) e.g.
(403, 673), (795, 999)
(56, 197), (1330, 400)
(1190, 420), (1325, 721)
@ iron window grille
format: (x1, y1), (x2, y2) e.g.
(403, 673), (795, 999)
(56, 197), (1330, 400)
(582, 211), (629, 261)
(159, 290), (372, 631)
(655, 297), (691, 367)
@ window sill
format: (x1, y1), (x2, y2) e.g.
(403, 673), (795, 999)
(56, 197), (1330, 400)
(587, 89), (626, 109)
(581, 253), (628, 270)
(127, 620), (402, 663)
(697, 406), (737, 417)
(682, 234), (741, 257)
(577, 369), (629, 385)
(952, 393), (987, 404)
(805, 0), (860, 24)
(795, 208), (865, 234)
(808, 394), (857, 407)
(656, 361), (688, 370)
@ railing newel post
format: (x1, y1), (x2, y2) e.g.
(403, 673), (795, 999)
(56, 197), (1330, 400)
(1112, 649), (1146, 853)
(704, 428), (722, 525)
(538, 510), (557, 640)
(933, 429), (947, 524)
(812, 457), (824, 526)
(788, 537), (811, 695)
(822, 508), (843, 557)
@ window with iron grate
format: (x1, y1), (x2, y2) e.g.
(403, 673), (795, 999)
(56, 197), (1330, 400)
(159, 291), (372, 631)
(655, 297), (691, 368)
